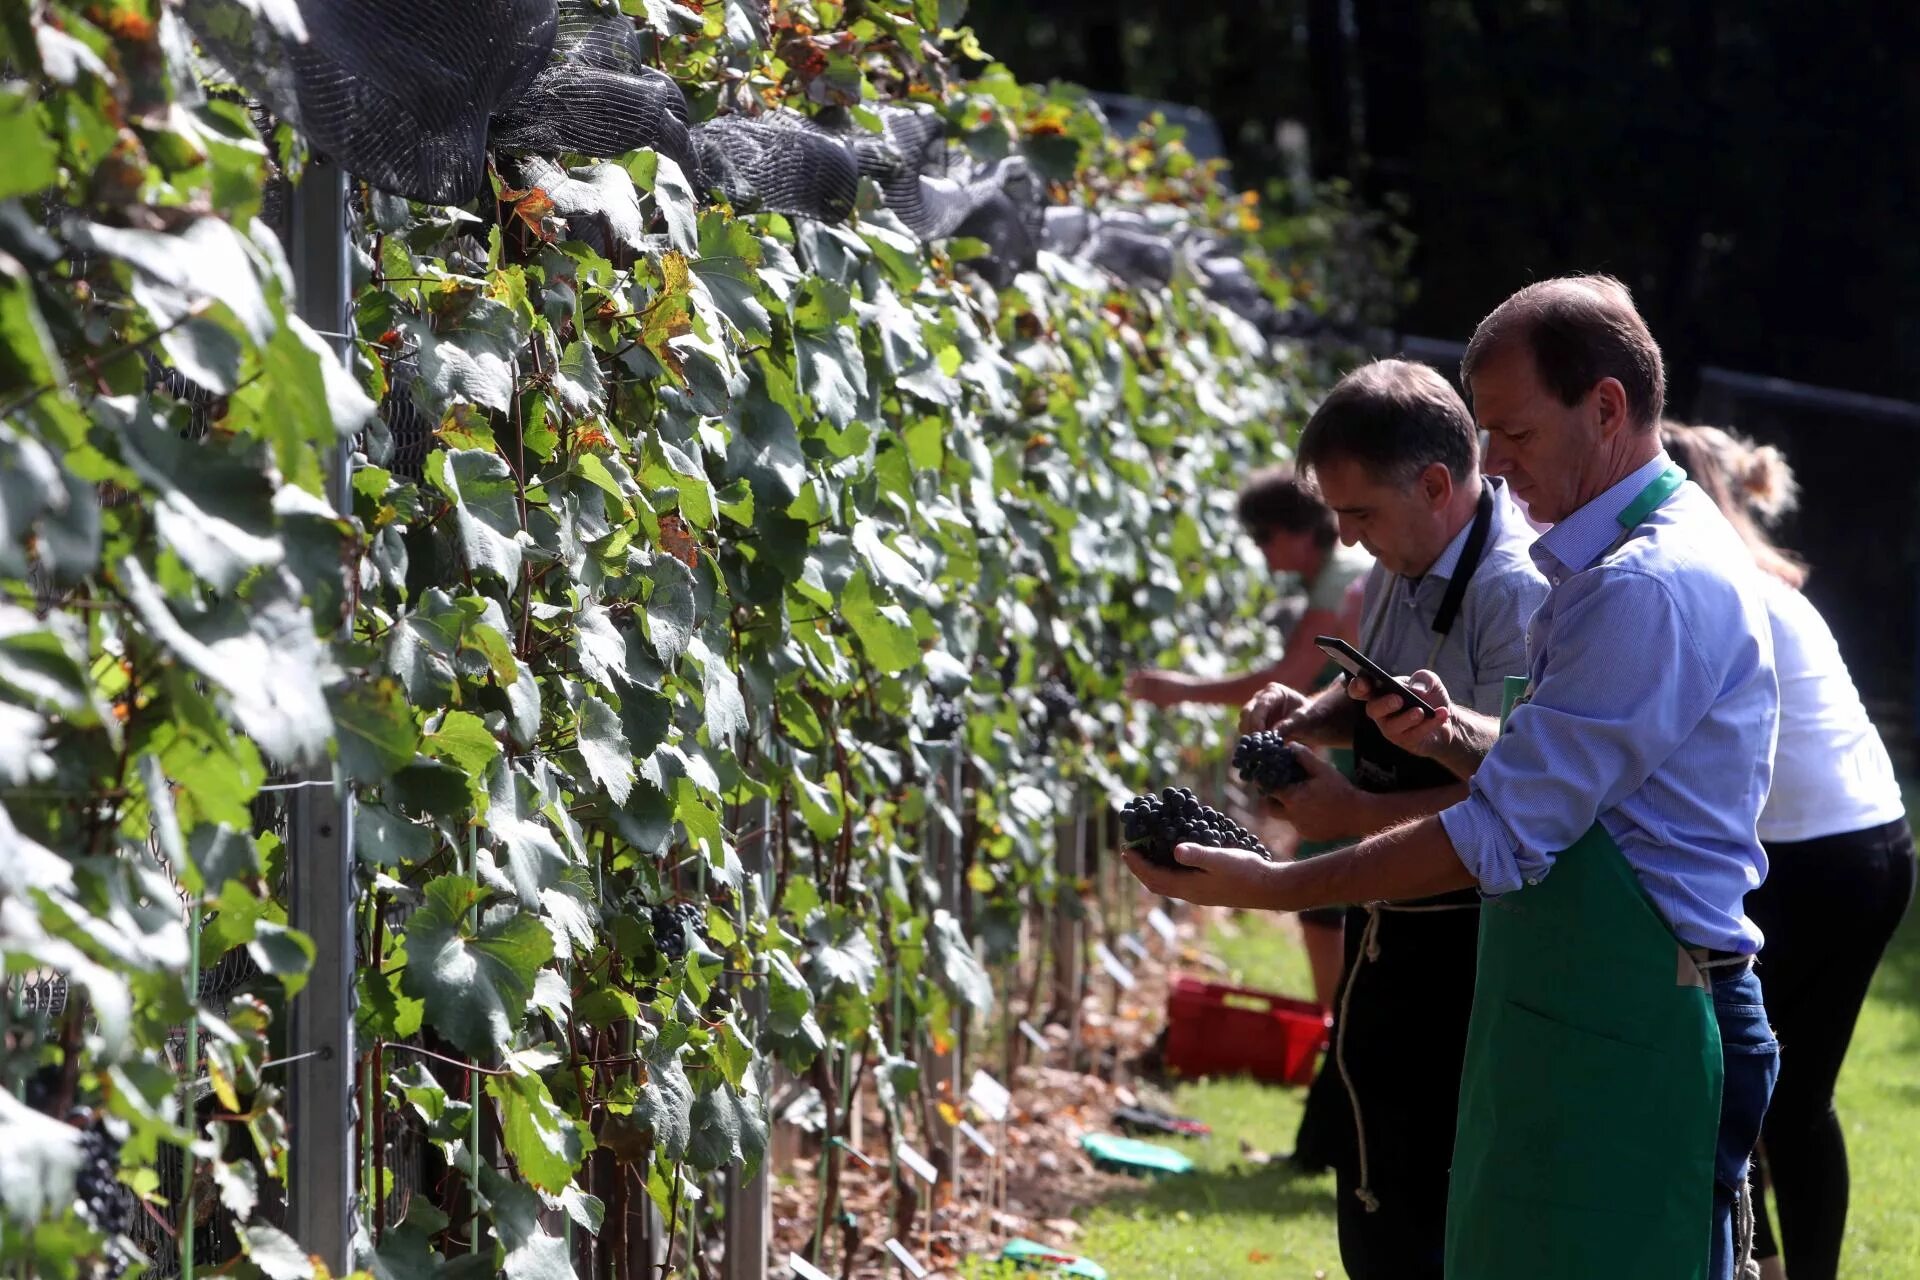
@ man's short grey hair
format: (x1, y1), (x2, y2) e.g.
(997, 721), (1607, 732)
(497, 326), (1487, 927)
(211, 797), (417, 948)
(1295, 358), (1479, 488)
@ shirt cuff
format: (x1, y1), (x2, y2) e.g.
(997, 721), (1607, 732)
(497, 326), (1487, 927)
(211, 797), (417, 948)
(1439, 792), (1527, 897)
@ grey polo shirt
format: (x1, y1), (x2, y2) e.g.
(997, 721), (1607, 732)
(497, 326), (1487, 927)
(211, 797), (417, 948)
(1355, 477), (1549, 717)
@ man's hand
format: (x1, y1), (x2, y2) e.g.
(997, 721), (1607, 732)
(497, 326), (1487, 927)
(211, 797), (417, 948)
(1263, 748), (1369, 843)
(1351, 669), (1457, 758)
(1127, 669), (1190, 708)
(1120, 843), (1294, 909)
(1239, 681), (1307, 735)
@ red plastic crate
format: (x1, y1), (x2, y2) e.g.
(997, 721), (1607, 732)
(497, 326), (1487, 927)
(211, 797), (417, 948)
(1163, 974), (1330, 1086)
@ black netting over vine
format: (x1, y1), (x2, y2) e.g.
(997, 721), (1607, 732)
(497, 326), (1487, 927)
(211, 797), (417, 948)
(687, 112), (862, 223)
(491, 2), (692, 172)
(181, 0), (1278, 305)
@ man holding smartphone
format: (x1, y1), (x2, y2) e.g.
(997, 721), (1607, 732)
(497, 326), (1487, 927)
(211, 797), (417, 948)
(1129, 277), (1779, 1280)
(1236, 359), (1547, 1280)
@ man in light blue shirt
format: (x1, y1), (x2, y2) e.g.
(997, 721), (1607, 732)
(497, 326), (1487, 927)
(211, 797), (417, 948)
(1127, 276), (1779, 1280)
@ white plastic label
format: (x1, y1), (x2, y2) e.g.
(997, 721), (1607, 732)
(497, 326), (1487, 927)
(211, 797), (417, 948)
(1147, 907), (1178, 945)
(957, 1119), (997, 1157)
(1018, 1019), (1051, 1055)
(968, 1069), (1011, 1122)
(1094, 942), (1137, 990)
(895, 1141), (938, 1186)
(883, 1238), (928, 1277)
(788, 1257), (833, 1280)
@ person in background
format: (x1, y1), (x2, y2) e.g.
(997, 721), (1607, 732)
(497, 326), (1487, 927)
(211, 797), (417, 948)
(1663, 422), (1916, 1280)
(1128, 466), (1371, 1018)
(1236, 358), (1546, 1278)
(1128, 465), (1372, 708)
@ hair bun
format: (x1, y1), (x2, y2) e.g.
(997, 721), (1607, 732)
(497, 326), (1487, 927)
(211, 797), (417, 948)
(1738, 441), (1799, 525)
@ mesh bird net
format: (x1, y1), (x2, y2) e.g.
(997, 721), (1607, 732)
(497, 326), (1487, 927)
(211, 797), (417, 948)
(179, 0), (1287, 475)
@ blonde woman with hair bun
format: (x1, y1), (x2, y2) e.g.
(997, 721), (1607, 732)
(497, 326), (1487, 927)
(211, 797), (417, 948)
(1662, 422), (1916, 1280)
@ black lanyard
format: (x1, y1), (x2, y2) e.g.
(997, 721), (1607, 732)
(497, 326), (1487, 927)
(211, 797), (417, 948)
(1432, 481), (1498, 639)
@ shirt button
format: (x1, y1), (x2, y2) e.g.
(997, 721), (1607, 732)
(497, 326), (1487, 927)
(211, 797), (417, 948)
(1526, 877), (1540, 886)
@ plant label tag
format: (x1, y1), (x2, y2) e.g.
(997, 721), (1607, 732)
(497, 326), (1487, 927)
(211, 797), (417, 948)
(1094, 942), (1136, 990)
(968, 1069), (1011, 1122)
(787, 1257), (833, 1280)
(1018, 1019), (1051, 1055)
(1118, 932), (1152, 963)
(883, 1238), (928, 1277)
(957, 1119), (997, 1157)
(1147, 908), (1178, 945)
(895, 1141), (939, 1186)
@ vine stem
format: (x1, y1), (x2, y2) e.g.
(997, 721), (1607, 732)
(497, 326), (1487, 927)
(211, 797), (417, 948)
(467, 826), (482, 1256)
(182, 893), (201, 1280)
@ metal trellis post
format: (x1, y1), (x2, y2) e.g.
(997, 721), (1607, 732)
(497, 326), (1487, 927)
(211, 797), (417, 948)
(285, 158), (358, 1274)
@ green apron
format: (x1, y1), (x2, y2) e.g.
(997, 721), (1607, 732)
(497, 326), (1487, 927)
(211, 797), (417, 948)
(1445, 466), (1723, 1279)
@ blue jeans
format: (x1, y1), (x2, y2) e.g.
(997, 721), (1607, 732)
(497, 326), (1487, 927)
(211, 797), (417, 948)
(1709, 965), (1780, 1280)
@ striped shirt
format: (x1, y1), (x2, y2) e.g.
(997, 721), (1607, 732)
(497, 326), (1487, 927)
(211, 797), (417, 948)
(1438, 454), (1779, 953)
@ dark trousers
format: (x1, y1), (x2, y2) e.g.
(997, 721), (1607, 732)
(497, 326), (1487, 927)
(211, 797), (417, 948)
(1708, 963), (1779, 1280)
(1315, 899), (1479, 1280)
(1747, 817), (1916, 1280)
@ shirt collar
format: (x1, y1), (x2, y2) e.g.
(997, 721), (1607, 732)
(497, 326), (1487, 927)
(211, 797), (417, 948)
(1533, 453), (1672, 577)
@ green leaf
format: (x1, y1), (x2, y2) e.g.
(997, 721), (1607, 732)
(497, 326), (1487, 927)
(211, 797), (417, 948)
(118, 558), (334, 766)
(69, 216), (274, 347)
(793, 770), (844, 841)
(840, 572), (919, 674)
(247, 921), (316, 997)
(0, 84), (57, 199)
(658, 440), (716, 529)
(790, 279), (866, 428)
(685, 634), (747, 745)
(0, 249), (61, 393)
(112, 398), (282, 592)
(0, 1090), (84, 1220)
(643, 555), (696, 665)
(406, 295), (525, 414)
(930, 908), (993, 1013)
(481, 761), (572, 910)
(428, 449), (525, 582)
(241, 1222), (314, 1279)
(488, 1065), (593, 1192)
(688, 1076), (767, 1174)
(400, 874), (553, 1060)
(483, 1173), (577, 1280)
(330, 677), (420, 782)
(633, 1025), (695, 1159)
(576, 694), (635, 806)
(425, 709), (501, 783)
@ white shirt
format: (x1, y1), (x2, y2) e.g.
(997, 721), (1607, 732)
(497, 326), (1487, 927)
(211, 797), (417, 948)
(1757, 574), (1905, 843)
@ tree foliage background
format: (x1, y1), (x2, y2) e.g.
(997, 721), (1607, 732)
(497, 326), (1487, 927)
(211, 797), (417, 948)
(966, 0), (1920, 404)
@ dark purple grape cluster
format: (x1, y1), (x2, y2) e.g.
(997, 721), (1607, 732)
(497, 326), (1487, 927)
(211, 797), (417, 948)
(74, 1118), (131, 1260)
(926, 697), (964, 741)
(650, 901), (706, 961)
(1120, 788), (1269, 871)
(1035, 679), (1077, 727)
(1233, 731), (1309, 794)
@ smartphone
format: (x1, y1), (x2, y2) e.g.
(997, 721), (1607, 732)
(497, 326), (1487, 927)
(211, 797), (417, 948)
(1313, 636), (1438, 719)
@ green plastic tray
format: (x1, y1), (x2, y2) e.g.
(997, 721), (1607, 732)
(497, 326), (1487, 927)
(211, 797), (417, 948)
(999, 1238), (1110, 1278)
(1079, 1131), (1195, 1176)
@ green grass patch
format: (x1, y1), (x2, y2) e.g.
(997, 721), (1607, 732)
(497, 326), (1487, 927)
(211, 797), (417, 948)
(1071, 875), (1920, 1277)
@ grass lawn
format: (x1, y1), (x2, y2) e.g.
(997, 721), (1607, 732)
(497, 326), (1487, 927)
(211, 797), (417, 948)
(1071, 885), (1920, 1278)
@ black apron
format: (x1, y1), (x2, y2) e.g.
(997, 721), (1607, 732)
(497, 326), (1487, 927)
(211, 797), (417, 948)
(1311, 485), (1497, 1280)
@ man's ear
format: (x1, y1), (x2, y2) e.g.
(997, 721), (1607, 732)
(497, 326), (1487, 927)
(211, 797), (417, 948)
(1591, 376), (1631, 439)
(1421, 460), (1453, 508)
